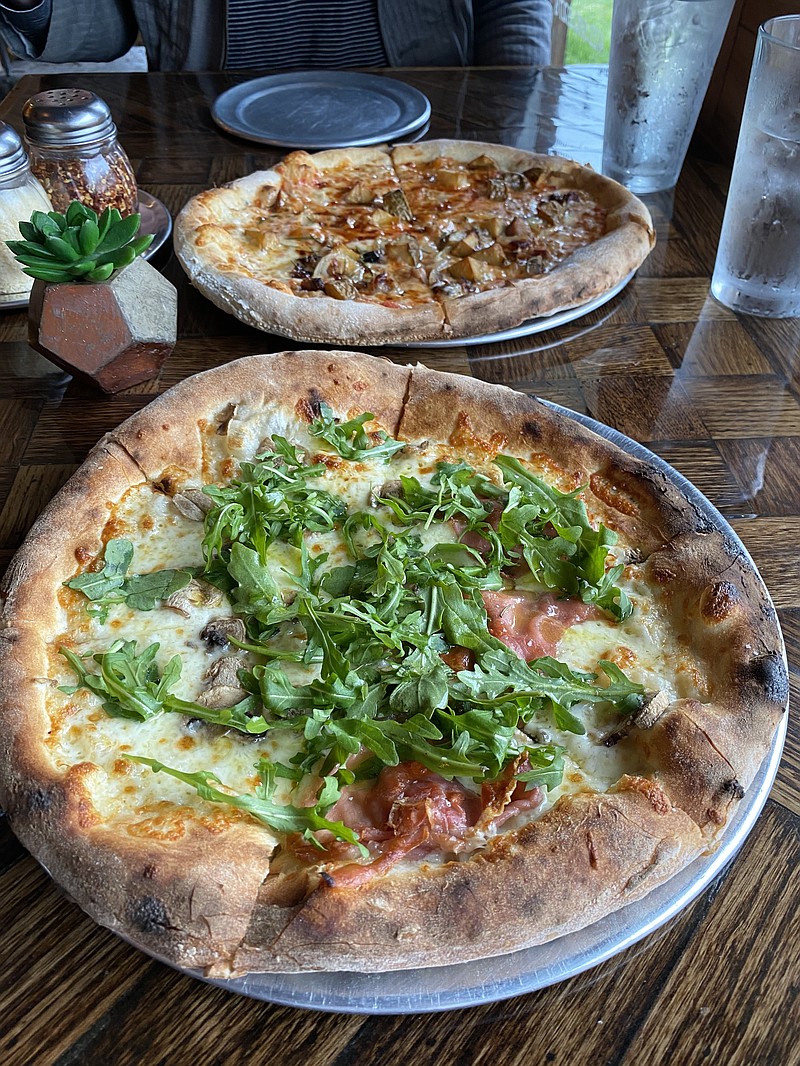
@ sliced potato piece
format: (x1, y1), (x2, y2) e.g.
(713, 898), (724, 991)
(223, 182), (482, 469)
(480, 216), (505, 239)
(389, 235), (423, 267)
(370, 207), (398, 229)
(450, 231), (484, 257)
(345, 181), (376, 205)
(438, 170), (470, 190)
(449, 256), (492, 282)
(524, 165), (546, 185)
(473, 242), (507, 266)
(468, 154), (499, 170)
(244, 228), (282, 251)
(505, 216), (532, 239)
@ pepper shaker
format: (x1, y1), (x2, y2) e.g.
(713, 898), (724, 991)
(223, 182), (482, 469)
(22, 88), (138, 216)
(0, 122), (53, 298)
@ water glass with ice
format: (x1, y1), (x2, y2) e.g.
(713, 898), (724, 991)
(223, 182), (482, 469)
(711, 16), (800, 318)
(602, 0), (736, 194)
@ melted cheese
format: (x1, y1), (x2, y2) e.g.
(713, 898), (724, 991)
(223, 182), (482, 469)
(46, 414), (699, 858)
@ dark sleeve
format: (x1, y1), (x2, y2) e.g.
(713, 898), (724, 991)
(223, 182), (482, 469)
(473, 0), (552, 67)
(0, 0), (51, 57)
(0, 0), (137, 62)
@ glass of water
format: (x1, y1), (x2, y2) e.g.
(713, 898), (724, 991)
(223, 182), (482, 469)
(711, 16), (800, 318)
(602, 0), (736, 195)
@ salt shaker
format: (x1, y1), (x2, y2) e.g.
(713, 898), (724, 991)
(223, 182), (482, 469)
(22, 88), (138, 216)
(0, 122), (53, 298)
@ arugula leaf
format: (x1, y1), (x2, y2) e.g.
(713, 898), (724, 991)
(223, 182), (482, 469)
(434, 705), (521, 776)
(376, 461), (501, 541)
(227, 542), (283, 622)
(515, 745), (565, 791)
(64, 538), (192, 619)
(65, 538), (132, 599)
(372, 455), (630, 618)
(453, 651), (644, 734)
(61, 415), (647, 847)
(60, 641), (177, 721)
(202, 446), (346, 565)
(127, 755), (367, 853)
(388, 645), (450, 718)
(493, 456), (632, 619)
(123, 569), (195, 611)
(309, 403), (405, 462)
(60, 640), (274, 733)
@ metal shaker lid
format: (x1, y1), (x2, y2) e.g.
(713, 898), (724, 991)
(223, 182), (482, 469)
(0, 121), (29, 177)
(22, 88), (117, 147)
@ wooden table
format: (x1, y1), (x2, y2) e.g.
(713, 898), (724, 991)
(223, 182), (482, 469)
(1, 69), (798, 1066)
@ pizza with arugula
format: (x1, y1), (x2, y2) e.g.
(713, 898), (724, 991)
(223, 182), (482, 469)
(0, 352), (785, 975)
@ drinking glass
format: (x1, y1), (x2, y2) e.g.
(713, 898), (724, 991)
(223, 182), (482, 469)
(602, 0), (736, 194)
(710, 15), (800, 317)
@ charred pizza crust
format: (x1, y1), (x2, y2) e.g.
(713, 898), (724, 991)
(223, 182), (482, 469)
(0, 351), (786, 975)
(174, 141), (654, 344)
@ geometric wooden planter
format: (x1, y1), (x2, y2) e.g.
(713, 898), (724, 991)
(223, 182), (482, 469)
(28, 255), (178, 393)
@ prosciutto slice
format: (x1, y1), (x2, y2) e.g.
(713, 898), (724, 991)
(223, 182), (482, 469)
(320, 760), (542, 888)
(481, 589), (598, 661)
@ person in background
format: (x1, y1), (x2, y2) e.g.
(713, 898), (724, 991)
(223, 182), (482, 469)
(0, 0), (552, 71)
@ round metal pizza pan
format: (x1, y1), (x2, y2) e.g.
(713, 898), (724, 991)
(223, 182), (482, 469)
(399, 273), (635, 349)
(164, 407), (784, 1014)
(0, 190), (172, 312)
(212, 72), (431, 149)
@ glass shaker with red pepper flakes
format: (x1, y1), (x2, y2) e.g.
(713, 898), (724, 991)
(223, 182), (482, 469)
(22, 88), (138, 217)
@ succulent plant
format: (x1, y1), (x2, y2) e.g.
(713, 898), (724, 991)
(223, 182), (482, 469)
(6, 200), (154, 283)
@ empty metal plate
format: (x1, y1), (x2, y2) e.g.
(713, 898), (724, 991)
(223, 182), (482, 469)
(212, 71), (431, 148)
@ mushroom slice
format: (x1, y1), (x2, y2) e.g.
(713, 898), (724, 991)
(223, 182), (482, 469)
(196, 654), (249, 709)
(487, 177), (507, 201)
(600, 689), (672, 747)
(382, 188), (413, 220)
(164, 578), (224, 617)
(373, 481), (403, 505)
(503, 171), (527, 191)
(312, 249), (364, 283)
(634, 688), (672, 730)
(201, 616), (247, 650)
(203, 654), (247, 687)
(172, 488), (213, 521)
(195, 683), (248, 710)
(523, 255), (547, 276)
(323, 277), (359, 300)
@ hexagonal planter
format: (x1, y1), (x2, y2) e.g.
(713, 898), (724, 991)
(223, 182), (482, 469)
(28, 255), (177, 393)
